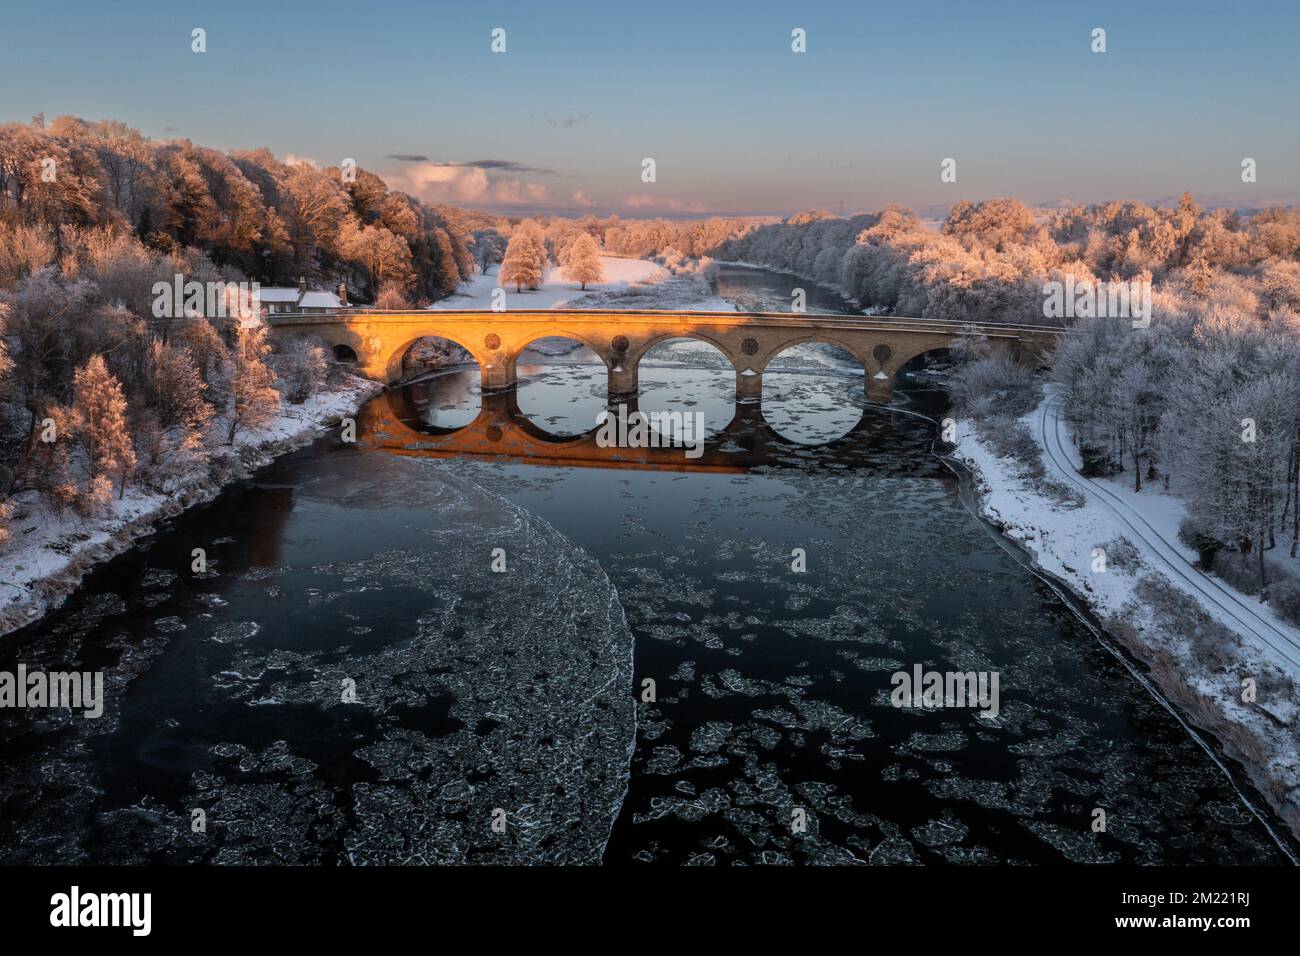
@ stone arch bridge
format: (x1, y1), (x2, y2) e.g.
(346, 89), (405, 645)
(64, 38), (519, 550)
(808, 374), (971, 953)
(266, 310), (1063, 403)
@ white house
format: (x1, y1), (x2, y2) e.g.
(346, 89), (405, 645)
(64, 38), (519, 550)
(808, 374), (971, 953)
(257, 278), (348, 318)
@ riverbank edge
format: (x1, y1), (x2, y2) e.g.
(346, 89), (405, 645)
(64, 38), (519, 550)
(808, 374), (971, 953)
(949, 402), (1300, 844)
(0, 376), (384, 639)
(710, 259), (875, 313)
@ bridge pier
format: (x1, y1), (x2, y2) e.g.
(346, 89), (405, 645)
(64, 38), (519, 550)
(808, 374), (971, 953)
(480, 362), (517, 393)
(866, 373), (893, 404)
(608, 363), (638, 400)
(737, 369), (762, 404)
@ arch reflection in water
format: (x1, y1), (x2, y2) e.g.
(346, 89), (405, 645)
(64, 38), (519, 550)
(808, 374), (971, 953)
(403, 366), (482, 432)
(513, 336), (609, 437)
(635, 337), (736, 442)
(362, 381), (939, 477)
(762, 342), (866, 444)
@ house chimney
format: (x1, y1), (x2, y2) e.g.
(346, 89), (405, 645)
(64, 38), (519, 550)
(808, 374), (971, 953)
(338, 281), (348, 307)
(298, 276), (307, 295)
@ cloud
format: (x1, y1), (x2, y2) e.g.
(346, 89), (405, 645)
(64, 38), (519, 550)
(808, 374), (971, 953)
(384, 161), (550, 206)
(623, 194), (708, 213)
(457, 159), (561, 176)
(387, 156), (562, 175)
(545, 113), (590, 128)
(284, 154), (319, 169)
(571, 190), (595, 207)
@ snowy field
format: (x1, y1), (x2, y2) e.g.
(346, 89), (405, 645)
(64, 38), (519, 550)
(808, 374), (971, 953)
(952, 391), (1300, 836)
(433, 257), (736, 312)
(0, 378), (383, 637)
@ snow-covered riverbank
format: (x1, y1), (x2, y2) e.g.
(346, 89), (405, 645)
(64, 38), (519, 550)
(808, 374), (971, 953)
(1, 258), (735, 639)
(0, 377), (382, 638)
(951, 395), (1300, 841)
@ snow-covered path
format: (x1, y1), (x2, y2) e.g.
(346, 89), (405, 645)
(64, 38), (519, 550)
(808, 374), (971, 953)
(1039, 397), (1300, 670)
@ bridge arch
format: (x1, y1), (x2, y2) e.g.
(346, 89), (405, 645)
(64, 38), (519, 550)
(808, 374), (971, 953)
(761, 338), (867, 440)
(510, 332), (610, 438)
(626, 330), (738, 371)
(756, 334), (869, 374)
(384, 332), (486, 386)
(508, 330), (611, 374)
(634, 335), (738, 436)
(883, 337), (1016, 380)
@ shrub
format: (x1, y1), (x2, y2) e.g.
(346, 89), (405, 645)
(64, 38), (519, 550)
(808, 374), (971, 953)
(1078, 443), (1119, 478)
(1136, 576), (1242, 671)
(1212, 549), (1296, 599)
(948, 353), (1041, 418)
(1269, 576), (1300, 626)
(1041, 478), (1086, 509)
(272, 337), (328, 404)
(1178, 516), (1224, 568)
(976, 416), (1040, 470)
(1102, 536), (1143, 573)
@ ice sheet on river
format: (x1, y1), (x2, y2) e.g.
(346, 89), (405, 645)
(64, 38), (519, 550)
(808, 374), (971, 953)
(0, 455), (635, 865)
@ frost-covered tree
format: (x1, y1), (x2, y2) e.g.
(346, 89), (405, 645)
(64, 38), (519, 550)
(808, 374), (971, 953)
(471, 229), (507, 274)
(0, 302), (13, 394)
(337, 220), (416, 301)
(0, 499), (13, 552)
(70, 354), (136, 502)
(225, 325), (279, 444)
(563, 233), (604, 290)
(145, 340), (211, 447)
(374, 281), (413, 310)
(272, 336), (328, 404)
(499, 222), (546, 293)
(175, 317), (232, 408)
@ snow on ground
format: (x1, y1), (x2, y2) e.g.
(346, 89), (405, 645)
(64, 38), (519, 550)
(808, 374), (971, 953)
(434, 258), (661, 310)
(2, 256), (734, 639)
(0, 377), (382, 638)
(433, 258), (736, 313)
(956, 398), (1300, 676)
(952, 390), (1300, 838)
(1041, 396), (1300, 669)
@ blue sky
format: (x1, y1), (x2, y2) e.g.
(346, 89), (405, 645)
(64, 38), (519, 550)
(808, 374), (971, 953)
(4, 0), (1298, 216)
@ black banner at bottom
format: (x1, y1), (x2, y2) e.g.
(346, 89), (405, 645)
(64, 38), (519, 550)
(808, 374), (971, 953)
(1, 864), (1285, 941)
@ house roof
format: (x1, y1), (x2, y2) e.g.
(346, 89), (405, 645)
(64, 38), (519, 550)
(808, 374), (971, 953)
(298, 291), (342, 308)
(258, 288), (301, 303)
(257, 287), (342, 308)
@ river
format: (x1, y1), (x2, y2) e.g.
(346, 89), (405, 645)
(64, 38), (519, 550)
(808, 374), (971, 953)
(0, 264), (1294, 865)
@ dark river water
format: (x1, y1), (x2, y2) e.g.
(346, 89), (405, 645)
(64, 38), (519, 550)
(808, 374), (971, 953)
(0, 266), (1295, 865)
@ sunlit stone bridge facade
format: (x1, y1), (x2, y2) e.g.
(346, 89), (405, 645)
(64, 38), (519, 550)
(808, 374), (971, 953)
(266, 309), (1062, 403)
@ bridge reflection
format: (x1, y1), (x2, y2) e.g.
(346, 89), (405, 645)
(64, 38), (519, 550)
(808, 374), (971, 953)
(360, 379), (934, 474)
